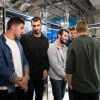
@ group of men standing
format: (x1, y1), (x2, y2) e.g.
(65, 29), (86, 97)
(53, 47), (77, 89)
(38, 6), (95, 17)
(0, 16), (100, 100)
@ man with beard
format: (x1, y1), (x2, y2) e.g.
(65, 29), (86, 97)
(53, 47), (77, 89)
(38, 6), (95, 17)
(48, 28), (68, 100)
(20, 17), (49, 100)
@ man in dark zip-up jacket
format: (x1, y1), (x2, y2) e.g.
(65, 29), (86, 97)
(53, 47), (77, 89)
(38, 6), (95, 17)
(20, 17), (49, 100)
(66, 19), (100, 100)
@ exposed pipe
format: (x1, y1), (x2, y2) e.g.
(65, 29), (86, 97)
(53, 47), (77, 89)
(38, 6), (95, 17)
(9, 1), (23, 8)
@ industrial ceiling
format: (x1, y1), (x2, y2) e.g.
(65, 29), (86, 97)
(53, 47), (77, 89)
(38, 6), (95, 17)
(0, 0), (99, 24)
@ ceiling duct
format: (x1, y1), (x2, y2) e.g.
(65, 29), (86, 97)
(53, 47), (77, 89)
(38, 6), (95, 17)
(0, 0), (5, 7)
(20, 3), (30, 12)
(9, 1), (22, 8)
(89, 0), (100, 10)
(88, 23), (100, 29)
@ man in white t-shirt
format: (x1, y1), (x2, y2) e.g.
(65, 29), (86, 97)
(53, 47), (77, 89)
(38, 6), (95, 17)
(0, 17), (29, 100)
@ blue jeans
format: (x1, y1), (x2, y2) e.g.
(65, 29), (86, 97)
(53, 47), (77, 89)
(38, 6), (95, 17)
(50, 78), (67, 100)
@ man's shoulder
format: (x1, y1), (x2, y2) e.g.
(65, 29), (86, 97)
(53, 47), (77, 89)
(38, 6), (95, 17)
(23, 31), (32, 35)
(48, 43), (56, 53)
(94, 38), (100, 46)
(21, 31), (32, 39)
(0, 35), (6, 48)
(0, 35), (5, 43)
(41, 34), (48, 40)
(49, 42), (57, 49)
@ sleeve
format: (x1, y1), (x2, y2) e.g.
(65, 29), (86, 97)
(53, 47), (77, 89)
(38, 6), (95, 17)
(22, 49), (29, 68)
(0, 44), (16, 82)
(41, 38), (49, 70)
(66, 45), (75, 74)
(48, 45), (66, 78)
(19, 36), (29, 68)
(20, 35), (31, 64)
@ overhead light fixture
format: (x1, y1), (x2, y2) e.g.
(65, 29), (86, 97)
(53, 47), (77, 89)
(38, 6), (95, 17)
(64, 6), (69, 28)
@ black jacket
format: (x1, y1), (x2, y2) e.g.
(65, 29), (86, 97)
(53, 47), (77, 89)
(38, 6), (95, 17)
(66, 35), (100, 93)
(20, 31), (49, 76)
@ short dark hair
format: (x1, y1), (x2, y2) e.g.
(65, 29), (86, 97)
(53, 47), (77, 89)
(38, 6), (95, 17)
(69, 27), (75, 31)
(31, 17), (42, 24)
(57, 28), (69, 38)
(7, 17), (25, 30)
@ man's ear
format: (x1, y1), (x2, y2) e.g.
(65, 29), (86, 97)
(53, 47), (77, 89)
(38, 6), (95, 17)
(11, 25), (16, 30)
(58, 34), (61, 38)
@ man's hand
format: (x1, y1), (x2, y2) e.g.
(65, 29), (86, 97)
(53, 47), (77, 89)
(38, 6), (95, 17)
(66, 74), (72, 90)
(43, 70), (48, 79)
(63, 75), (67, 81)
(13, 76), (22, 86)
(18, 76), (29, 92)
(13, 76), (29, 92)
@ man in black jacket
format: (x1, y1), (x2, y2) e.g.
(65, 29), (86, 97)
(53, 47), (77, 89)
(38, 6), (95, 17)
(20, 17), (49, 100)
(67, 27), (77, 100)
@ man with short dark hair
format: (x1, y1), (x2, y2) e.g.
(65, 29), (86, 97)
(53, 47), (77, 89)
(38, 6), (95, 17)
(48, 28), (68, 100)
(69, 27), (77, 41)
(20, 16), (49, 100)
(0, 17), (29, 100)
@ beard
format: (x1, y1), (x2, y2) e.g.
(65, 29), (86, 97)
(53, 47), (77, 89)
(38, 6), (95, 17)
(60, 38), (66, 44)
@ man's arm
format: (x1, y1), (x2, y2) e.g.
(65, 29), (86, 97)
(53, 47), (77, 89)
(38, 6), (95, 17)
(66, 45), (74, 89)
(42, 38), (49, 79)
(24, 67), (29, 80)
(19, 67), (29, 92)
(19, 45), (29, 91)
(0, 44), (16, 82)
(66, 74), (72, 89)
(42, 38), (49, 71)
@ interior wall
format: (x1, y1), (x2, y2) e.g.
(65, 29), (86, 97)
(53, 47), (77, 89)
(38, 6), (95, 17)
(93, 14), (100, 37)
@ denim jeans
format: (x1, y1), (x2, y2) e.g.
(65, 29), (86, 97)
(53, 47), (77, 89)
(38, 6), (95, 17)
(50, 78), (67, 100)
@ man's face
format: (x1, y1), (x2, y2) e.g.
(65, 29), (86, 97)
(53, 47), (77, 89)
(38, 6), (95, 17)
(60, 31), (69, 44)
(13, 23), (24, 38)
(70, 30), (77, 40)
(31, 20), (42, 34)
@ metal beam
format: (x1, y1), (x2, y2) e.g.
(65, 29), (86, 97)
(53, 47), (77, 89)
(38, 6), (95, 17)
(46, 0), (65, 12)
(67, 0), (89, 16)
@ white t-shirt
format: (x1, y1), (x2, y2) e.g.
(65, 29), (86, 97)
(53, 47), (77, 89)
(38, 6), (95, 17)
(5, 37), (23, 77)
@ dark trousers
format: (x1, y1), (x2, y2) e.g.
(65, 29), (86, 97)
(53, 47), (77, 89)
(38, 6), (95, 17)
(0, 87), (26, 100)
(25, 75), (44, 100)
(50, 78), (67, 100)
(73, 89), (99, 100)
(68, 87), (73, 100)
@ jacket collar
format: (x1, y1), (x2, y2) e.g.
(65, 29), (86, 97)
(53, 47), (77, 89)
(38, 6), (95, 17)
(0, 34), (20, 43)
(53, 40), (66, 49)
(28, 31), (45, 39)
